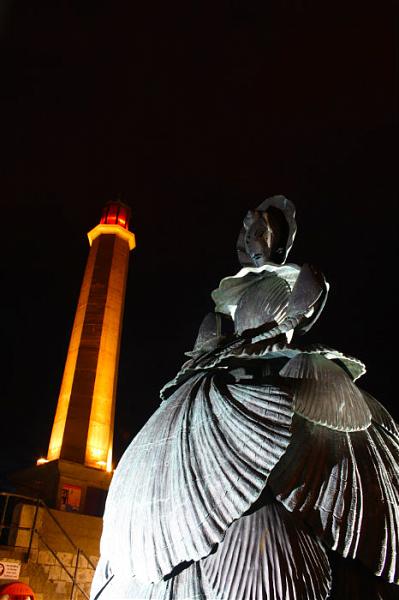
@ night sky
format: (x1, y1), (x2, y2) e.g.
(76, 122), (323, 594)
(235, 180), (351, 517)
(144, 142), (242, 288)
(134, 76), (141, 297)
(0, 2), (397, 474)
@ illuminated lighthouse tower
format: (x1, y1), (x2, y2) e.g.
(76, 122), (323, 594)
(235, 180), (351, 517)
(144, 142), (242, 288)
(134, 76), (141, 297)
(47, 202), (135, 472)
(25, 201), (136, 515)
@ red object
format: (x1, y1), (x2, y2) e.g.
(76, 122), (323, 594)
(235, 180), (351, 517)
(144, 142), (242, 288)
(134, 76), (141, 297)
(100, 201), (131, 230)
(0, 581), (35, 598)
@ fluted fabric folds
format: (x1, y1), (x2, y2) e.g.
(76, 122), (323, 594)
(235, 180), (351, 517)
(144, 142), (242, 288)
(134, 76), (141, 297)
(269, 415), (399, 583)
(234, 274), (290, 334)
(100, 371), (293, 583)
(280, 354), (372, 431)
(91, 557), (204, 600)
(211, 264), (301, 322)
(201, 501), (331, 600)
(93, 501), (332, 600)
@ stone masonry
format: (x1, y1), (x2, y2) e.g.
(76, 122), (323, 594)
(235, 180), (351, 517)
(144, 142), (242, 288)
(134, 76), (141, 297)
(1, 503), (102, 600)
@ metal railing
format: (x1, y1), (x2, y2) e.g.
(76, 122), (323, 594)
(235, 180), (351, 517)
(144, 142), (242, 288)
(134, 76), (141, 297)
(0, 492), (96, 600)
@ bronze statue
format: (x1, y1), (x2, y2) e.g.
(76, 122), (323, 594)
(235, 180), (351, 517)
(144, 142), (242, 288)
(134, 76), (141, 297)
(91, 196), (399, 599)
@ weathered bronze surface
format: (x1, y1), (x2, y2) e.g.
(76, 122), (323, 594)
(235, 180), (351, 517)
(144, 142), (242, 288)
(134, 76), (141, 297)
(91, 197), (399, 600)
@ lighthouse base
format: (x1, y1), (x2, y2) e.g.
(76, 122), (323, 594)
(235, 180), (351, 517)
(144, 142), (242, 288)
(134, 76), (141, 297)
(8, 459), (112, 517)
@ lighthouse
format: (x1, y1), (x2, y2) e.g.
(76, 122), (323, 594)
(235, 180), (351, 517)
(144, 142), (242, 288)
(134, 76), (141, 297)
(47, 201), (135, 471)
(12, 201), (135, 515)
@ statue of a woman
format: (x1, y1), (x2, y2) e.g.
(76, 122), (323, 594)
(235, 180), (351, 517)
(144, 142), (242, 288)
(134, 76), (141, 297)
(91, 196), (398, 600)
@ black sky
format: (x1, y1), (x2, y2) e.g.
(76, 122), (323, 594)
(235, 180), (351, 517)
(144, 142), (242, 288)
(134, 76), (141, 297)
(0, 1), (397, 472)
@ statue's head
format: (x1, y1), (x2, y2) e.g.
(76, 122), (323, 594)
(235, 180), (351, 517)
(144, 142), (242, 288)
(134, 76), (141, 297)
(237, 196), (296, 267)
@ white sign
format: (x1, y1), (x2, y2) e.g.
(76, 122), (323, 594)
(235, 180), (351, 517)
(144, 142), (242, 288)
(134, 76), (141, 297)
(0, 560), (21, 579)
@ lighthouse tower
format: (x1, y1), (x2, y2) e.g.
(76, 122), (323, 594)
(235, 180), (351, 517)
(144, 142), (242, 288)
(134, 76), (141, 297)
(12, 201), (135, 515)
(47, 201), (135, 472)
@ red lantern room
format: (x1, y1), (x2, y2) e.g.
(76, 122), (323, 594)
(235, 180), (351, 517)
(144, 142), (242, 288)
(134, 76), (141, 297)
(100, 201), (131, 230)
